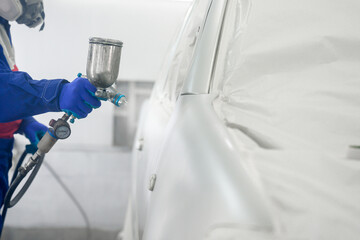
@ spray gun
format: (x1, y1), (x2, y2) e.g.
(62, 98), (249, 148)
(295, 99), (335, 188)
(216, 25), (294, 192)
(86, 38), (127, 105)
(74, 37), (127, 123)
(20, 37), (125, 177)
(2, 37), (125, 218)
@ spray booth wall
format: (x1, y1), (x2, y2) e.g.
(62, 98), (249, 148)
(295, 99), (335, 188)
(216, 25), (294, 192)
(11, 0), (191, 148)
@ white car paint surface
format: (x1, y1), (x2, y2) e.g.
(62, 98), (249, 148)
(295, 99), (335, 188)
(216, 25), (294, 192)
(121, 0), (360, 239)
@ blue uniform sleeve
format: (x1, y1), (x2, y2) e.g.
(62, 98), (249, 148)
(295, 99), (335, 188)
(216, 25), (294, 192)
(0, 19), (69, 123)
(0, 69), (69, 122)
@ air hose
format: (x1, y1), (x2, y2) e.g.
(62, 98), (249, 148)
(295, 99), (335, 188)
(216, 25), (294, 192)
(0, 146), (44, 237)
(0, 145), (91, 239)
(7, 147), (44, 208)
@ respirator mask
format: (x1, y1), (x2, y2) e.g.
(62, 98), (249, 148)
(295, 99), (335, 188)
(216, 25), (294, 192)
(0, 0), (45, 30)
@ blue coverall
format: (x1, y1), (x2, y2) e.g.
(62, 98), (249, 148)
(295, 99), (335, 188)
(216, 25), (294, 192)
(0, 17), (67, 228)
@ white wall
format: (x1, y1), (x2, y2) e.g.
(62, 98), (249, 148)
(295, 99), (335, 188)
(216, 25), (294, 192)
(11, 0), (191, 148)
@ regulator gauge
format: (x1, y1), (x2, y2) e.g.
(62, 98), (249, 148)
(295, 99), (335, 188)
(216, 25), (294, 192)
(49, 118), (71, 140)
(54, 125), (71, 139)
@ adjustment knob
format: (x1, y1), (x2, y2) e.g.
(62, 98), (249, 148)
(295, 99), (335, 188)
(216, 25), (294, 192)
(49, 119), (56, 127)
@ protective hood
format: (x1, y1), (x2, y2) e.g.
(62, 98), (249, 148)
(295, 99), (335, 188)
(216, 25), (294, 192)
(16, 0), (45, 30)
(0, 0), (45, 30)
(0, 0), (23, 21)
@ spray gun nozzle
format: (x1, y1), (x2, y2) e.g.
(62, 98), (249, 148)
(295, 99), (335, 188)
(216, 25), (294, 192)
(112, 93), (127, 107)
(93, 87), (126, 107)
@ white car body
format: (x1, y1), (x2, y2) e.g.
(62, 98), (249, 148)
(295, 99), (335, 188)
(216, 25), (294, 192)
(121, 0), (360, 239)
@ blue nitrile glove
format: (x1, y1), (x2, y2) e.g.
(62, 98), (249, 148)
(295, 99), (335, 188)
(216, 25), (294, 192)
(59, 78), (101, 119)
(17, 117), (48, 145)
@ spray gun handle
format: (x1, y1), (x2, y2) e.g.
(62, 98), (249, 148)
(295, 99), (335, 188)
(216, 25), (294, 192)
(20, 113), (71, 179)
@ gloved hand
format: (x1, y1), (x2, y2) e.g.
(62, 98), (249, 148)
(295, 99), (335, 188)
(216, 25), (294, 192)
(59, 78), (101, 119)
(17, 117), (48, 146)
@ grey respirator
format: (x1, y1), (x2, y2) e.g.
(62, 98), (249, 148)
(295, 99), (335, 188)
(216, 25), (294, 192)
(16, 0), (45, 30)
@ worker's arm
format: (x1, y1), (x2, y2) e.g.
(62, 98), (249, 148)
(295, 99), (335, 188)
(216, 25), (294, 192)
(0, 69), (101, 123)
(0, 68), (67, 122)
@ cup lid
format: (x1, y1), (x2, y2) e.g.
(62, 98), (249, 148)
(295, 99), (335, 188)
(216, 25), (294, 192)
(89, 37), (123, 47)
